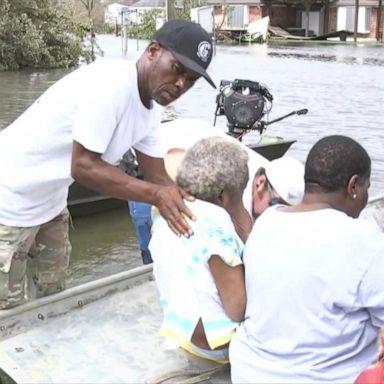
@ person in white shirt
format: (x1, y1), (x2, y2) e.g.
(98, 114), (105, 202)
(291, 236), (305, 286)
(149, 135), (305, 363)
(0, 20), (215, 309)
(248, 156), (305, 220)
(149, 136), (250, 363)
(230, 135), (384, 384)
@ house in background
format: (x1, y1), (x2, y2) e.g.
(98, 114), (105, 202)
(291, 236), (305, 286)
(105, 0), (165, 26)
(192, 0), (382, 40)
(105, 1), (139, 25)
(191, 5), (215, 33)
(328, 0), (382, 38)
(102, 0), (382, 41)
(128, 0), (166, 24)
(202, 0), (263, 31)
(267, 0), (381, 38)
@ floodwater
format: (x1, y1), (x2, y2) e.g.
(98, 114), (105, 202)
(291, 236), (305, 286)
(0, 35), (383, 286)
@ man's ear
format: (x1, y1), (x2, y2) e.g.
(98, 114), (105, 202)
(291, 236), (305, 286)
(253, 174), (267, 193)
(217, 190), (225, 205)
(146, 41), (162, 60)
(347, 174), (359, 199)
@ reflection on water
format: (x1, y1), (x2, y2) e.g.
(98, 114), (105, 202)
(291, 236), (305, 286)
(0, 35), (383, 284)
(267, 49), (384, 65)
(67, 208), (142, 287)
(258, 41), (384, 66)
(172, 40), (384, 197)
(0, 69), (72, 130)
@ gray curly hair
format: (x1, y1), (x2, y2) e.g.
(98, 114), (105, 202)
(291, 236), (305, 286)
(176, 136), (249, 202)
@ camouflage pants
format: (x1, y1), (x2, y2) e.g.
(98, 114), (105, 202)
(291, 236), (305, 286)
(0, 209), (71, 309)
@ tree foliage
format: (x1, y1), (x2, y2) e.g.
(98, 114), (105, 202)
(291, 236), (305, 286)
(127, 0), (200, 41)
(128, 9), (165, 40)
(79, 0), (96, 19)
(0, 0), (93, 70)
(174, 0), (201, 20)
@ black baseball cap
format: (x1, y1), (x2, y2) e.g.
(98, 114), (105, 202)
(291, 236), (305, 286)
(154, 20), (216, 89)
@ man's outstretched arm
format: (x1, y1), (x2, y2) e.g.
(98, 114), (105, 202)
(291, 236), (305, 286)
(71, 141), (195, 237)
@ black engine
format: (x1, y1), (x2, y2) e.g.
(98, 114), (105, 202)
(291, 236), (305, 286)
(214, 79), (273, 135)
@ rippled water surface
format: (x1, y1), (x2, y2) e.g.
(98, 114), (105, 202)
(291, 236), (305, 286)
(1, 36), (383, 285)
(173, 41), (384, 196)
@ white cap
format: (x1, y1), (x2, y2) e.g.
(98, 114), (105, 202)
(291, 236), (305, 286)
(265, 156), (305, 205)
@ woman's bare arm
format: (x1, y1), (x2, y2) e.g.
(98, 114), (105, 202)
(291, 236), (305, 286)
(208, 255), (246, 322)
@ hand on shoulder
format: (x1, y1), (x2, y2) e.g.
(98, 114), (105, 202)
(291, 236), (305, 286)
(153, 185), (195, 238)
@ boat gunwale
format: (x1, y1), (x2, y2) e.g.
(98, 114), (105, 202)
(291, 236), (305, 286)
(0, 264), (153, 339)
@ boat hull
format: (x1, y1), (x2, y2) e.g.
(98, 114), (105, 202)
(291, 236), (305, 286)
(67, 136), (296, 216)
(248, 136), (296, 161)
(67, 183), (126, 217)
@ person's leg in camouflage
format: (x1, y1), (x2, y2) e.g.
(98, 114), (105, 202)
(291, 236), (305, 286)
(0, 225), (39, 309)
(27, 209), (71, 299)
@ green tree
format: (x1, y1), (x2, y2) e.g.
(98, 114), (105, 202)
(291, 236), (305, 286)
(174, 0), (201, 20)
(78, 0), (97, 60)
(128, 9), (164, 40)
(127, 1), (201, 41)
(0, 0), (93, 70)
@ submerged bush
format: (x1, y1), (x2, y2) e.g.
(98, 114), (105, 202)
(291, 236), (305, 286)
(0, 0), (93, 70)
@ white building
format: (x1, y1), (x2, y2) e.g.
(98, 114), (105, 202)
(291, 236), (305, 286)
(105, 0), (165, 26)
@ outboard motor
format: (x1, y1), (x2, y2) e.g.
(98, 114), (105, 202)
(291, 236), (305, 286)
(214, 78), (308, 141)
(214, 79), (273, 136)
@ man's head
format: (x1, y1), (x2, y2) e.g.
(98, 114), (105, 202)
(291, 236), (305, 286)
(176, 136), (249, 206)
(251, 157), (305, 219)
(305, 135), (371, 218)
(140, 20), (215, 106)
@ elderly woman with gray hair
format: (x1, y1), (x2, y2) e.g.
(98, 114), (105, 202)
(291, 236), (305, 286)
(149, 136), (252, 363)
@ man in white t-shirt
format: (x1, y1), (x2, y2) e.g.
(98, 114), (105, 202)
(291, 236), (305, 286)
(0, 20), (215, 309)
(230, 135), (384, 384)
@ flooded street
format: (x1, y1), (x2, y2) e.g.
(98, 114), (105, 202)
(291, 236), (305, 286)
(0, 35), (383, 286)
(175, 40), (384, 194)
(67, 208), (142, 287)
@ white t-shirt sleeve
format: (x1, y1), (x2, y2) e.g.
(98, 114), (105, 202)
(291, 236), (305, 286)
(358, 242), (384, 327)
(133, 104), (162, 158)
(72, 73), (126, 153)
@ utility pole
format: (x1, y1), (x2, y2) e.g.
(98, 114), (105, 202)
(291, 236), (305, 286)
(167, 0), (176, 21)
(303, 0), (315, 37)
(377, 0), (383, 42)
(353, 0), (359, 42)
(322, 0), (330, 35)
(121, 8), (128, 55)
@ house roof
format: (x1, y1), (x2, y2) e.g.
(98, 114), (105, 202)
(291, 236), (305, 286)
(108, 0), (139, 6)
(206, 0), (261, 4)
(330, 0), (381, 6)
(132, 0), (165, 7)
